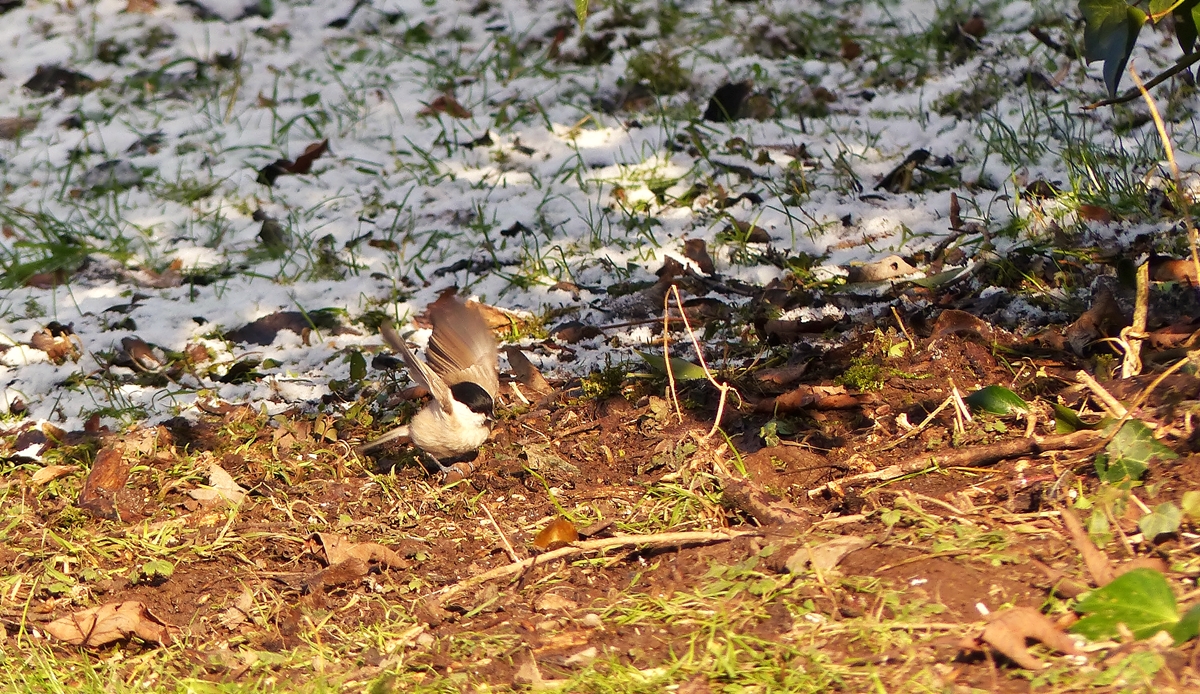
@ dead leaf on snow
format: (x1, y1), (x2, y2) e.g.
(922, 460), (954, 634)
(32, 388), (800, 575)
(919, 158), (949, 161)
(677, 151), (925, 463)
(505, 346), (552, 395)
(846, 254), (917, 283)
(44, 601), (172, 647)
(188, 463), (247, 506)
(0, 116), (38, 140)
(419, 94), (472, 119)
(309, 532), (406, 568)
(683, 238), (715, 275)
(979, 606), (1080, 670)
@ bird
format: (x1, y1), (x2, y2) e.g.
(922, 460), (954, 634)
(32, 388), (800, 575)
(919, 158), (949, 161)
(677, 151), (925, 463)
(360, 296), (499, 475)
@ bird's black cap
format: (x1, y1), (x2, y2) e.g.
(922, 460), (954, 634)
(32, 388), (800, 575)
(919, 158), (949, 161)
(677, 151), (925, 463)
(450, 381), (495, 417)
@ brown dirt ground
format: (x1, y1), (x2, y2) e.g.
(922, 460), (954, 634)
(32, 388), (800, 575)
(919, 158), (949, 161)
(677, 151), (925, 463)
(4, 325), (1200, 691)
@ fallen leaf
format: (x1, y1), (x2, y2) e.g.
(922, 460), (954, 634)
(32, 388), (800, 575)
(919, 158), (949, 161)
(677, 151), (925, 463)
(846, 254), (917, 282)
(79, 446), (131, 520)
(980, 607), (1080, 669)
(310, 532), (406, 568)
(784, 536), (870, 573)
(504, 346), (552, 394)
(0, 116), (38, 140)
(30, 464), (77, 486)
(1063, 285), (1127, 356)
(189, 464), (247, 505)
(45, 601), (171, 647)
(536, 593), (578, 612)
(703, 80), (753, 122)
(683, 238), (715, 274)
(419, 94), (472, 119)
(1077, 204), (1112, 223)
(125, 0), (156, 12)
(930, 308), (994, 343)
(533, 518), (579, 550)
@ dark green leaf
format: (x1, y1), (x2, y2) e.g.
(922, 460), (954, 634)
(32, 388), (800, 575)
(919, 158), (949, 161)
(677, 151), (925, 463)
(1053, 403), (1091, 433)
(1138, 502), (1182, 540)
(1174, 0), (1200, 53)
(349, 350), (366, 382)
(1170, 603), (1200, 644)
(1094, 420), (1176, 483)
(963, 385), (1028, 415)
(1080, 0), (1147, 96)
(1150, 0), (1188, 19)
(1072, 568), (1180, 641)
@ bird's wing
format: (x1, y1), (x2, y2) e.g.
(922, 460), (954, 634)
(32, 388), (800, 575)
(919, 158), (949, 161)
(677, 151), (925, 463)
(380, 321), (454, 414)
(424, 298), (500, 398)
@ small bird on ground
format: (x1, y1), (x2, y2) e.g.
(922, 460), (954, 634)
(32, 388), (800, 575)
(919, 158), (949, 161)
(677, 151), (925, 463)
(360, 297), (499, 475)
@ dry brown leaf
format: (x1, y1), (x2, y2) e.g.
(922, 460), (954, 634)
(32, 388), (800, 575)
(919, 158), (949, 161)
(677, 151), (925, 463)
(846, 254), (917, 282)
(125, 0), (157, 12)
(1060, 505), (1114, 586)
(1077, 204), (1113, 223)
(419, 94), (472, 119)
(31, 464), (78, 486)
(0, 116), (39, 140)
(79, 446), (130, 520)
(980, 606), (1080, 670)
(785, 536), (870, 573)
(1064, 285), (1127, 356)
(45, 601), (171, 647)
(189, 464), (247, 506)
(930, 309), (994, 343)
(504, 346), (552, 394)
(682, 238), (715, 275)
(533, 518), (579, 550)
(311, 532), (405, 568)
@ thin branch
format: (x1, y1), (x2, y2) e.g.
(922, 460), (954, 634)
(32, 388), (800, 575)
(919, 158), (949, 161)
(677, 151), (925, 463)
(431, 529), (759, 604)
(1083, 52), (1200, 109)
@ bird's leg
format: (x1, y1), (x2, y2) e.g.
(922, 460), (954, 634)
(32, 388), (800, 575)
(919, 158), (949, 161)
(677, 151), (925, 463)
(425, 454), (475, 479)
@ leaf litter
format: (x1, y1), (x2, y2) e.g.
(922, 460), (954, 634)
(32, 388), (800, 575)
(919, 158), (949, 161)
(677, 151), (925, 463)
(2, 0), (1200, 691)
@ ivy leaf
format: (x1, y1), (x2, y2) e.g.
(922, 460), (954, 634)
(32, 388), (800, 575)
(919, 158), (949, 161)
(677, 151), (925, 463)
(1080, 0), (1148, 97)
(1094, 420), (1176, 483)
(964, 385), (1029, 416)
(635, 351), (708, 381)
(1053, 403), (1094, 433)
(1150, 0), (1188, 20)
(1072, 568), (1181, 641)
(1173, 0), (1200, 53)
(1171, 603), (1200, 644)
(1138, 502), (1182, 540)
(1181, 490), (1200, 519)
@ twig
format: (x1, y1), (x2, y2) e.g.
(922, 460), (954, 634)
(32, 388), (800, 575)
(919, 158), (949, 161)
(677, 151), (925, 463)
(479, 501), (520, 564)
(1075, 370), (1128, 418)
(808, 430), (1107, 498)
(432, 529), (759, 604)
(662, 287), (684, 423)
(1083, 52), (1200, 109)
(874, 394), (955, 453)
(891, 306), (916, 352)
(1120, 262), (1150, 379)
(664, 284), (741, 439)
(1130, 64), (1200, 286)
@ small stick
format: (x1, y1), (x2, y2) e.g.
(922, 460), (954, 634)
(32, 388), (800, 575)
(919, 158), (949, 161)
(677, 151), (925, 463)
(891, 306), (916, 352)
(1075, 370), (1128, 418)
(875, 394), (955, 453)
(1130, 65), (1200, 290)
(665, 284), (741, 439)
(1120, 261), (1150, 379)
(479, 501), (520, 564)
(662, 287), (684, 423)
(432, 529), (759, 604)
(808, 430), (1106, 497)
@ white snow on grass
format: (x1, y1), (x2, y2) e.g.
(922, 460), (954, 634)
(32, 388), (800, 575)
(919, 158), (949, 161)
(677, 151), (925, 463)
(0, 0), (1188, 433)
